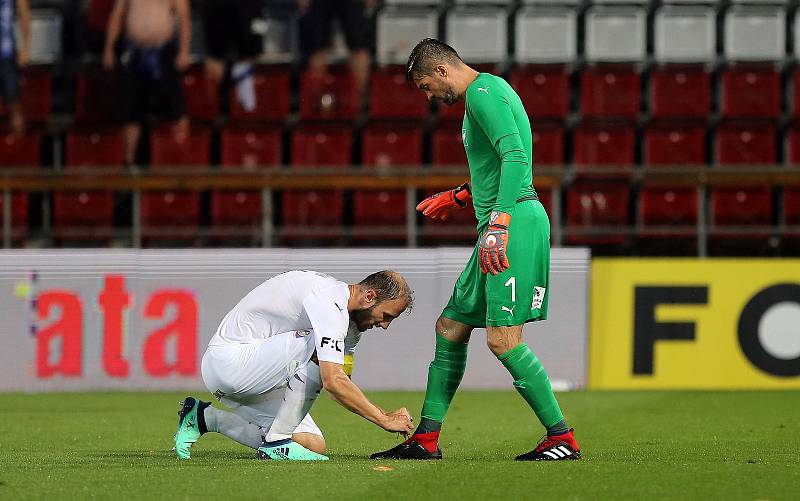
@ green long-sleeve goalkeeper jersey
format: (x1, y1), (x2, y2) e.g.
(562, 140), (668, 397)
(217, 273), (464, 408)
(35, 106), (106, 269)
(462, 73), (536, 228)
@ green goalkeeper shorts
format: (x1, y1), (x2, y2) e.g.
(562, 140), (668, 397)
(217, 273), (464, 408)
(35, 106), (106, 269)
(442, 200), (550, 327)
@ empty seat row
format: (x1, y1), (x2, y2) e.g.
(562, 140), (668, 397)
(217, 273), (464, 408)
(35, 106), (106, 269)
(378, 4), (793, 64)
(2, 179), (798, 248)
(7, 118), (800, 169)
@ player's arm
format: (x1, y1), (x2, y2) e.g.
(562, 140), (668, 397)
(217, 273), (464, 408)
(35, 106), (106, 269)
(303, 290), (413, 434)
(103, 0), (128, 70)
(469, 88), (529, 274)
(15, 0), (31, 66)
(319, 361), (412, 434)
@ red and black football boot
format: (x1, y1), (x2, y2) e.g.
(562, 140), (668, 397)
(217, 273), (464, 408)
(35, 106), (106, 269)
(515, 428), (581, 461)
(369, 432), (443, 460)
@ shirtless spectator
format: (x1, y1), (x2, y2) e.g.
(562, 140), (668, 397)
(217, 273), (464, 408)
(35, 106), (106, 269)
(0, 0), (31, 135)
(103, 0), (191, 165)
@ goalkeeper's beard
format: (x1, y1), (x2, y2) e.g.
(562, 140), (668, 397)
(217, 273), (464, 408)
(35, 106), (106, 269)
(441, 87), (459, 106)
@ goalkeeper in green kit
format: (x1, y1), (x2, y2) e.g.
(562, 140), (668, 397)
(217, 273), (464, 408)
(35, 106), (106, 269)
(371, 39), (580, 461)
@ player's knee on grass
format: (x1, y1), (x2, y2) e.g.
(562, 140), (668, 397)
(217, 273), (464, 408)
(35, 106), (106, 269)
(435, 316), (472, 344)
(293, 432), (326, 454)
(486, 325), (524, 357)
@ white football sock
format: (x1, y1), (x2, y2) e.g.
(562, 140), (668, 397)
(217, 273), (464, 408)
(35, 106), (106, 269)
(203, 406), (263, 449)
(264, 363), (322, 443)
(232, 62), (256, 112)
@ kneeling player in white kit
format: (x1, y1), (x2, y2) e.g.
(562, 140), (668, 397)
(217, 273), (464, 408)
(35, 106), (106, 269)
(173, 270), (415, 461)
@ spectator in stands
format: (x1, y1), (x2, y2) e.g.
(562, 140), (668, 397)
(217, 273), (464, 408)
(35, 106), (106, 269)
(202, 0), (262, 113)
(0, 0), (31, 135)
(299, 0), (374, 104)
(103, 0), (191, 165)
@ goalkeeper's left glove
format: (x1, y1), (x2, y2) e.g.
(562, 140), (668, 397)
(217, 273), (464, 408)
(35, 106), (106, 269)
(478, 211), (511, 275)
(416, 182), (471, 221)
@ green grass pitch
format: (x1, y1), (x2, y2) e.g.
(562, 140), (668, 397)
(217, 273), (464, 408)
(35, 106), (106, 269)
(2, 390), (799, 500)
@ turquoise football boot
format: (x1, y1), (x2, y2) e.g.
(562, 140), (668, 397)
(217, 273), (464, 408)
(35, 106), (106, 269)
(257, 438), (329, 461)
(174, 397), (203, 459)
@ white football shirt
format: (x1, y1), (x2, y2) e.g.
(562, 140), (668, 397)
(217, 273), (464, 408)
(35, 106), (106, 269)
(209, 270), (354, 365)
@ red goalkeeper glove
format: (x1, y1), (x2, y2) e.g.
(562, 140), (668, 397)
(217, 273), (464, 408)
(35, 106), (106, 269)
(416, 182), (471, 221)
(478, 211), (511, 275)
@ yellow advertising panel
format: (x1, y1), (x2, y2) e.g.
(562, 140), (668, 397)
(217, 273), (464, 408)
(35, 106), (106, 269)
(590, 259), (800, 389)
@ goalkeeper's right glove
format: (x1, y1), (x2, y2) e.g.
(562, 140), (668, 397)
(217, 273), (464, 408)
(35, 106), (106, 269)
(416, 182), (472, 221)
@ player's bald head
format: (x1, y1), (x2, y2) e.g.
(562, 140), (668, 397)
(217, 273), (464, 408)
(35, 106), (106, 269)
(406, 38), (463, 86)
(358, 270), (414, 311)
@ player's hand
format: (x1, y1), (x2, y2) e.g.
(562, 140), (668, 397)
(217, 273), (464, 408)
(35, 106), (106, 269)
(478, 211), (511, 275)
(380, 409), (413, 435)
(416, 182), (471, 221)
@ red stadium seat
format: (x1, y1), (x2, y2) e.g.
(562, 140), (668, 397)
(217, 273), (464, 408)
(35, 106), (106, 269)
(784, 123), (800, 166)
(291, 123), (353, 166)
(510, 66), (570, 119)
(791, 68), (800, 118)
(0, 131), (40, 167)
(211, 127), (283, 240)
(282, 124), (353, 242)
(650, 66), (710, 119)
(710, 187), (773, 250)
(66, 128), (125, 167)
(361, 122), (423, 167)
(299, 69), (358, 121)
(640, 187), (698, 231)
(721, 66), (781, 119)
(644, 122), (706, 165)
(75, 69), (123, 124)
(354, 123), (424, 242)
(182, 65), (218, 121)
(573, 122), (635, 166)
(220, 127), (282, 168)
(638, 186), (699, 253)
(54, 128), (125, 243)
(0, 191), (28, 242)
(532, 122), (565, 166)
(580, 66), (640, 119)
(715, 121), (776, 165)
(141, 127), (211, 244)
(784, 188), (800, 225)
(229, 66), (291, 122)
(432, 123), (466, 166)
(369, 67), (429, 120)
(0, 132), (37, 241)
(566, 182), (630, 245)
(0, 69), (52, 123)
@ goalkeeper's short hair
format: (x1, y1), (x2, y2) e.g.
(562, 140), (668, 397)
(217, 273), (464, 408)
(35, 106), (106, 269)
(359, 270), (414, 312)
(406, 38), (463, 86)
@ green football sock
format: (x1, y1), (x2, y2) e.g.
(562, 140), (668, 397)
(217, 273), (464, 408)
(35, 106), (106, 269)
(498, 343), (565, 431)
(419, 334), (469, 426)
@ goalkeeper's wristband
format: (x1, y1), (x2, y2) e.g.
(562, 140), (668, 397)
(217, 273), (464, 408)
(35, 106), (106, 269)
(488, 210), (511, 229)
(454, 182), (472, 207)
